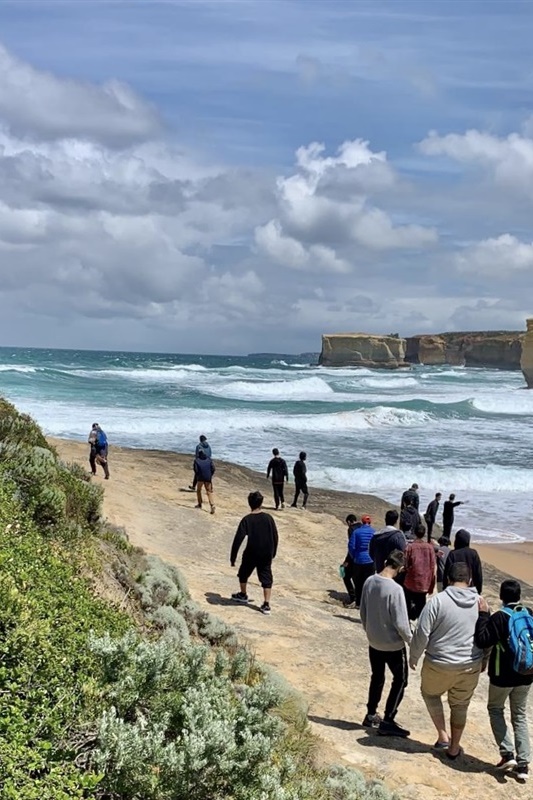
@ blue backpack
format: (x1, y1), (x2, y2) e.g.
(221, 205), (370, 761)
(97, 429), (108, 448)
(501, 605), (533, 676)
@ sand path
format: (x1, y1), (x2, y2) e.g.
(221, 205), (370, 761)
(54, 440), (532, 800)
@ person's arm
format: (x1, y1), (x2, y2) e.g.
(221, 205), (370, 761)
(193, 459), (199, 477)
(368, 535), (375, 563)
(389, 585), (412, 646)
(348, 529), (359, 562)
(474, 609), (504, 649)
(283, 460), (289, 481)
(453, 501), (462, 508)
(271, 518), (279, 560)
(230, 519), (247, 566)
(267, 459), (272, 479)
(410, 597), (439, 667)
(394, 531), (407, 552)
(442, 551), (452, 589)
(473, 552), (483, 594)
(210, 459), (216, 477)
(359, 583), (368, 631)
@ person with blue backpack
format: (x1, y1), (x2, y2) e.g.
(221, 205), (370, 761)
(88, 422), (110, 480)
(347, 514), (375, 609)
(475, 580), (533, 783)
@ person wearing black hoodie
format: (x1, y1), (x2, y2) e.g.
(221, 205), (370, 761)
(443, 529), (483, 595)
(442, 493), (463, 540)
(291, 451), (309, 509)
(475, 580), (532, 782)
(401, 484), (419, 511)
(194, 450), (216, 514)
(369, 510), (407, 574)
(267, 448), (289, 510)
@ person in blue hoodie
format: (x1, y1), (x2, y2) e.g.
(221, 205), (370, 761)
(348, 514), (375, 608)
(190, 435), (212, 490)
(194, 450), (216, 514)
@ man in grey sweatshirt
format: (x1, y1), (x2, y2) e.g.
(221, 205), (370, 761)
(360, 549), (412, 737)
(410, 562), (484, 759)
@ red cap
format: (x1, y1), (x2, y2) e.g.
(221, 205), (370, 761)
(361, 514), (372, 524)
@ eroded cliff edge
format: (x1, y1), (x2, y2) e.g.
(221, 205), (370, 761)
(320, 330), (524, 370)
(520, 319), (533, 388)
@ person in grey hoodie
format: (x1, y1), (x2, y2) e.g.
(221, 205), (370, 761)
(360, 549), (412, 738)
(409, 562), (485, 759)
(369, 510), (407, 574)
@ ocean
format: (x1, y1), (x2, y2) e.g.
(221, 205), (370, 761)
(0, 347), (531, 545)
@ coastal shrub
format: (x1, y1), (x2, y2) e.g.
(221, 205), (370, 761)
(0, 398), (50, 450)
(136, 555), (190, 611)
(326, 765), (399, 799)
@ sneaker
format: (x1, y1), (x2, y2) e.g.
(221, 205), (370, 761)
(195, 503), (202, 509)
(231, 592), (249, 604)
(362, 713), (381, 729)
(343, 600), (357, 609)
(260, 602), (271, 615)
(496, 754), (517, 772)
(378, 719), (410, 738)
(210, 505), (216, 515)
(290, 504), (297, 508)
(515, 764), (529, 783)
(281, 503), (285, 509)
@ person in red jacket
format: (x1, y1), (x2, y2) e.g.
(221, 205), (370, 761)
(403, 524), (436, 621)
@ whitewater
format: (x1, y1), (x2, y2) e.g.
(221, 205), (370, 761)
(0, 346), (532, 545)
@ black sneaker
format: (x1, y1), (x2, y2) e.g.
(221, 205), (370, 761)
(496, 753), (517, 771)
(260, 602), (271, 615)
(290, 504), (297, 508)
(281, 503), (285, 509)
(378, 719), (410, 738)
(343, 600), (357, 609)
(515, 763), (529, 783)
(231, 592), (249, 604)
(362, 713), (381, 728)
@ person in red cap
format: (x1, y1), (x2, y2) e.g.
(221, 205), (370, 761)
(347, 514), (375, 608)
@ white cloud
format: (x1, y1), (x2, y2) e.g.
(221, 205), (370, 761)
(456, 234), (533, 278)
(0, 45), (160, 146)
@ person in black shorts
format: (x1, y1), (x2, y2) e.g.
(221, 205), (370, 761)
(230, 491), (279, 615)
(291, 451), (309, 509)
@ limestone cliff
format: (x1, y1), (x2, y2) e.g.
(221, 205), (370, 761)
(521, 319), (533, 388)
(406, 332), (523, 370)
(319, 334), (407, 369)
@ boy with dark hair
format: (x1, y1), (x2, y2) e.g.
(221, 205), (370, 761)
(194, 450), (216, 514)
(404, 524), (436, 621)
(435, 535), (451, 592)
(291, 451), (309, 509)
(230, 491), (279, 615)
(443, 529), (483, 595)
(442, 493), (463, 540)
(341, 514), (360, 607)
(475, 580), (532, 782)
(369, 510), (407, 574)
(425, 492), (442, 541)
(266, 448), (289, 510)
(348, 514), (375, 609)
(401, 483), (419, 510)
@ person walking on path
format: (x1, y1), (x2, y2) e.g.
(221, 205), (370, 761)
(291, 451), (309, 509)
(88, 422), (110, 479)
(435, 536), (451, 592)
(230, 491), (279, 615)
(442, 493), (463, 540)
(400, 500), (421, 540)
(347, 514), (375, 609)
(189, 435), (212, 490)
(424, 492), (442, 542)
(369, 510), (407, 574)
(475, 579), (532, 782)
(404, 524), (436, 621)
(401, 483), (419, 510)
(443, 529), (483, 595)
(267, 448), (288, 510)
(341, 514), (360, 607)
(194, 450), (216, 514)
(360, 550), (412, 737)
(409, 562), (484, 759)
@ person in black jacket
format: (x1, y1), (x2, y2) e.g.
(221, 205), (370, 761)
(443, 529), (482, 594)
(341, 514), (361, 606)
(369, 510), (407, 574)
(266, 448), (289, 510)
(291, 451), (309, 509)
(400, 500), (421, 540)
(230, 491), (279, 615)
(401, 484), (419, 510)
(475, 580), (532, 782)
(442, 493), (463, 539)
(194, 450), (216, 514)
(424, 492), (442, 542)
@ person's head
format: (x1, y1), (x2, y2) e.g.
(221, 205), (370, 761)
(454, 529), (471, 549)
(345, 513), (357, 527)
(415, 524), (426, 540)
(385, 509), (399, 527)
(500, 579), (521, 605)
(299, 451), (307, 461)
(449, 493), (456, 501)
(92, 422), (99, 429)
(384, 549), (405, 576)
(199, 435), (207, 443)
(198, 450), (206, 460)
(435, 492), (442, 500)
(411, 483), (419, 490)
(448, 562), (471, 586)
(248, 490), (264, 511)
(272, 448), (279, 456)
(361, 514), (372, 526)
(437, 535), (450, 547)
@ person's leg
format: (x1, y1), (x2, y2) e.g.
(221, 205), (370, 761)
(412, 592), (427, 621)
(403, 588), (414, 621)
(102, 458), (110, 479)
(257, 563), (273, 611)
(421, 660), (450, 745)
(443, 520), (452, 539)
(383, 648), (408, 722)
(488, 684), (514, 758)
(279, 483), (285, 506)
(291, 486), (300, 507)
(342, 565), (356, 602)
(302, 491), (308, 508)
(509, 684), (531, 768)
(89, 448), (97, 475)
(301, 483), (309, 508)
(272, 483), (280, 509)
(448, 664), (481, 756)
(235, 557), (254, 600)
(426, 521), (433, 542)
(196, 481), (203, 506)
(354, 564), (373, 607)
(205, 481), (215, 512)
(367, 647), (387, 716)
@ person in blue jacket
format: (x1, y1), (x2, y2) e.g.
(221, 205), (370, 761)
(194, 450), (216, 514)
(88, 422), (110, 479)
(348, 514), (376, 608)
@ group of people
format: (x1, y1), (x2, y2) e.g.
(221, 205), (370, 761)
(401, 482), (465, 541)
(266, 448), (309, 510)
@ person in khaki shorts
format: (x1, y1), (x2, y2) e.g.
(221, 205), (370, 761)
(409, 562), (484, 760)
(193, 449), (216, 514)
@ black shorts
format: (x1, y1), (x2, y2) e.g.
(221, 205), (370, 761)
(237, 553), (273, 588)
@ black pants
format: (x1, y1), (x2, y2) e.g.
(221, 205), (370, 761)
(367, 647), (408, 721)
(89, 446), (97, 475)
(272, 483), (285, 508)
(404, 588), (427, 621)
(442, 519), (453, 539)
(426, 520), (434, 541)
(292, 482), (308, 507)
(354, 563), (375, 606)
(343, 558), (356, 601)
(89, 446), (110, 478)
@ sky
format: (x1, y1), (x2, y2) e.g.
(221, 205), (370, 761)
(0, 0), (533, 354)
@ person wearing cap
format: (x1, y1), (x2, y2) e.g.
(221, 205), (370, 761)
(347, 514), (375, 608)
(360, 549), (412, 737)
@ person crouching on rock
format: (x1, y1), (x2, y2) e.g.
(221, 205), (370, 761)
(194, 449), (216, 514)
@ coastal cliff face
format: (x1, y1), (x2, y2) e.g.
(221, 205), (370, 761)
(521, 319), (533, 388)
(319, 334), (407, 369)
(320, 331), (524, 370)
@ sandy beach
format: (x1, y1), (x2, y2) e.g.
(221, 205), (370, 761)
(52, 437), (533, 800)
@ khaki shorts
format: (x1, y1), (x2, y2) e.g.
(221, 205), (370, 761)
(421, 659), (481, 727)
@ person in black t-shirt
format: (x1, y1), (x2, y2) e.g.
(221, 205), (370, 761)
(442, 493), (463, 539)
(266, 448), (289, 509)
(230, 491), (279, 615)
(291, 451), (309, 509)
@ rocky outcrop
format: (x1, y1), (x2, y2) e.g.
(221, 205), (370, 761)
(521, 319), (533, 388)
(319, 334), (407, 369)
(406, 332), (523, 370)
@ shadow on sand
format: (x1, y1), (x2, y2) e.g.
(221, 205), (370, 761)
(204, 592), (263, 614)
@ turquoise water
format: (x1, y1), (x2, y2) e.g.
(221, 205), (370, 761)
(1, 346), (532, 543)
